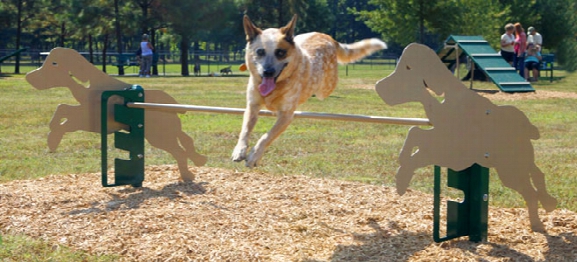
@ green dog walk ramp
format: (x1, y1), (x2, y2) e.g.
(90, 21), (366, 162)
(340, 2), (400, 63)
(437, 35), (534, 93)
(0, 48), (27, 63)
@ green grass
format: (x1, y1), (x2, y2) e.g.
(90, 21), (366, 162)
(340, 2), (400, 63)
(1, 64), (576, 259)
(0, 234), (118, 261)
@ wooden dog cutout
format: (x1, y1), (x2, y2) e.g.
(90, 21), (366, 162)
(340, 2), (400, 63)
(26, 48), (207, 181)
(376, 43), (557, 232)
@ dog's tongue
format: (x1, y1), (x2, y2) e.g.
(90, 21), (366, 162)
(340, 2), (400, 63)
(258, 77), (276, 97)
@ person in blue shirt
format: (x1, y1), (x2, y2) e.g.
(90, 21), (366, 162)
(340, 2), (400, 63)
(524, 43), (541, 82)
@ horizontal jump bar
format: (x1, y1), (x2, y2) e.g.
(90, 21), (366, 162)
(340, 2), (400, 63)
(126, 102), (432, 126)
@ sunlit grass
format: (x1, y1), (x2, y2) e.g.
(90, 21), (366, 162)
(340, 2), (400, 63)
(0, 234), (118, 262)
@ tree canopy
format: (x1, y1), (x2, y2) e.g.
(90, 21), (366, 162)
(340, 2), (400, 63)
(357, 0), (576, 70)
(1, 0), (575, 73)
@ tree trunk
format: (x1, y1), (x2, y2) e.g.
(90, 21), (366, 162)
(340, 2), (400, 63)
(418, 0), (424, 44)
(194, 40), (200, 64)
(114, 0), (124, 75)
(59, 22), (66, 47)
(331, 0), (338, 39)
(89, 35), (94, 63)
(140, 2), (149, 34)
(95, 41), (100, 63)
(180, 36), (190, 76)
(151, 29), (158, 75)
(222, 43), (229, 62)
(102, 34), (109, 73)
(15, 0), (22, 74)
(278, 0), (284, 27)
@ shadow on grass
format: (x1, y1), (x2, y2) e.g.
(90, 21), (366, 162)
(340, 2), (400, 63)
(533, 75), (566, 83)
(481, 231), (576, 261)
(311, 220), (432, 262)
(0, 73), (18, 78)
(67, 181), (207, 215)
(448, 239), (535, 261)
(307, 220), (577, 261)
(544, 232), (577, 261)
(472, 88), (500, 94)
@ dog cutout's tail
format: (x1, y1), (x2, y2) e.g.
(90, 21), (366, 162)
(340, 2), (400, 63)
(336, 38), (387, 64)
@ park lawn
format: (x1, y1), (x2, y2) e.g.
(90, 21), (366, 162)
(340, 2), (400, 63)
(0, 65), (576, 260)
(0, 234), (118, 261)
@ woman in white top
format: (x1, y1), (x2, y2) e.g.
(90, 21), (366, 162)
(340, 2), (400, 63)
(500, 23), (515, 66)
(140, 34), (154, 77)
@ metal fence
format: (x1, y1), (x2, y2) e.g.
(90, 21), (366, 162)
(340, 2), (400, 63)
(0, 49), (398, 74)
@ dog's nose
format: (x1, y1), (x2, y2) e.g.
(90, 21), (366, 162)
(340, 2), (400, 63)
(263, 68), (276, 77)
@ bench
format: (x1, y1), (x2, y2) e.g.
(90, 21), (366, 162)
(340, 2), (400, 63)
(114, 54), (139, 71)
(540, 54), (554, 83)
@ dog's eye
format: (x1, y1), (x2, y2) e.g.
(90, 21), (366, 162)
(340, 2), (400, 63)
(406, 65), (411, 70)
(256, 49), (265, 57)
(275, 49), (287, 58)
(52, 62), (58, 66)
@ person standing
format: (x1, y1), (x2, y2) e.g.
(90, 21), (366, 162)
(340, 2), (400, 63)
(527, 26), (543, 51)
(513, 23), (527, 78)
(500, 23), (516, 66)
(139, 34), (154, 78)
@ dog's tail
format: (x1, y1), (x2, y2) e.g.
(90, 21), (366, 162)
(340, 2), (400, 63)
(336, 38), (387, 64)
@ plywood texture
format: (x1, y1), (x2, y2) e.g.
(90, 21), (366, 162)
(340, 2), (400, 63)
(376, 43), (557, 231)
(26, 48), (206, 181)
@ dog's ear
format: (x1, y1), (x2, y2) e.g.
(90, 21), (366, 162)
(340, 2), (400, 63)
(406, 44), (456, 95)
(243, 15), (262, 42)
(280, 14), (298, 44)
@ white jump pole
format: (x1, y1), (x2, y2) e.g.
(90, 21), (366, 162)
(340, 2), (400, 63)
(126, 102), (432, 126)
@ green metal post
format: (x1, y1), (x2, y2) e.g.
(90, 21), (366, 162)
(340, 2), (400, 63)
(101, 85), (145, 187)
(433, 164), (489, 243)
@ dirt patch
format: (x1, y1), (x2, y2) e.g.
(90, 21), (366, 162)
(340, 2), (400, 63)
(349, 84), (375, 90)
(347, 83), (577, 102)
(476, 90), (577, 101)
(1, 166), (575, 261)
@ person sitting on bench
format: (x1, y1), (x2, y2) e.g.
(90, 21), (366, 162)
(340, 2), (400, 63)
(524, 43), (542, 82)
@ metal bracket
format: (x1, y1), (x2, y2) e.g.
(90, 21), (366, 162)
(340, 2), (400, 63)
(101, 85), (145, 187)
(433, 164), (489, 242)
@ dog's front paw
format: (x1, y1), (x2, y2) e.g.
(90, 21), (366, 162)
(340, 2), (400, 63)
(245, 148), (263, 168)
(231, 145), (248, 162)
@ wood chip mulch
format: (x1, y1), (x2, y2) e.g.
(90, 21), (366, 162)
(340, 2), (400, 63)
(476, 90), (577, 101)
(1, 165), (576, 261)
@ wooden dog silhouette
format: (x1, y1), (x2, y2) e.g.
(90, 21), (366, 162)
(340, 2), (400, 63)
(26, 48), (207, 181)
(376, 43), (557, 231)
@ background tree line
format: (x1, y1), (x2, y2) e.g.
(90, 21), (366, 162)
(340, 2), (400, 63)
(1, 0), (575, 75)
